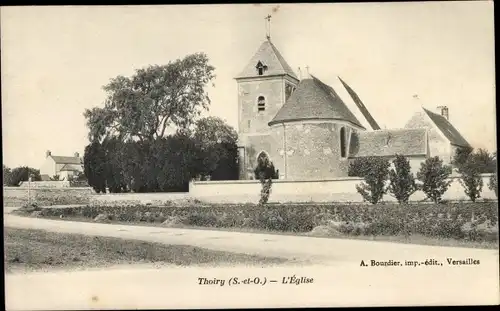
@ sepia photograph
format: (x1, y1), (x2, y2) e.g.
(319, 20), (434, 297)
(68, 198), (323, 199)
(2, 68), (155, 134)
(2, 2), (498, 309)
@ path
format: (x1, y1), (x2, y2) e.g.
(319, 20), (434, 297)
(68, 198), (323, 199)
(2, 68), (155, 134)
(5, 213), (499, 265)
(4, 212), (500, 309)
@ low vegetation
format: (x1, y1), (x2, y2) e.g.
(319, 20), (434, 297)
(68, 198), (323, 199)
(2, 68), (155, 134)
(4, 227), (287, 273)
(13, 201), (499, 248)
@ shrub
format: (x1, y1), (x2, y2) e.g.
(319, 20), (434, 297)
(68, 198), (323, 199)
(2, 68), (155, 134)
(488, 170), (498, 198)
(254, 152), (278, 205)
(458, 155), (484, 202)
(259, 179), (273, 206)
(388, 154), (418, 204)
(355, 157), (390, 204)
(3, 165), (11, 186)
(416, 156), (453, 203)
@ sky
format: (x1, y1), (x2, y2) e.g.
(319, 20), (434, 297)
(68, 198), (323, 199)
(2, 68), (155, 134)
(1, 2), (496, 169)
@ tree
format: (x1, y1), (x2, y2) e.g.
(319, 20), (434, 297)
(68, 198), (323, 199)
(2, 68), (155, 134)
(348, 157), (372, 177)
(155, 132), (199, 192)
(452, 146), (473, 170)
(103, 137), (128, 193)
(84, 142), (107, 193)
(458, 154), (484, 202)
(84, 53), (215, 143)
(388, 154), (418, 204)
(355, 157), (390, 204)
(416, 156), (453, 203)
(192, 117), (239, 180)
(5, 166), (42, 186)
(469, 148), (496, 173)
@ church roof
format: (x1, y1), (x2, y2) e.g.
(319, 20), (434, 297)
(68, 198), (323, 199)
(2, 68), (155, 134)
(268, 75), (364, 128)
(235, 39), (298, 80)
(422, 108), (471, 148)
(338, 77), (381, 130)
(348, 128), (428, 158)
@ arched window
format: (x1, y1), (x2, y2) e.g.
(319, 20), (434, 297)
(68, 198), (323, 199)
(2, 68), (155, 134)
(257, 96), (266, 112)
(340, 127), (347, 158)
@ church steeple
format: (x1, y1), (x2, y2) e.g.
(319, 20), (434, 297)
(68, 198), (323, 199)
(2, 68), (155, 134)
(235, 40), (298, 80)
(235, 15), (297, 80)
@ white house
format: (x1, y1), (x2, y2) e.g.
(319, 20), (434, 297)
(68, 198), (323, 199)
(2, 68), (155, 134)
(40, 150), (84, 181)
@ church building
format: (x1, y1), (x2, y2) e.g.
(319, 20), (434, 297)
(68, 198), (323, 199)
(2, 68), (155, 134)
(235, 36), (471, 180)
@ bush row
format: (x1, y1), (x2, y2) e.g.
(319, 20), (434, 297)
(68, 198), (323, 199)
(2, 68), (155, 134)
(24, 201), (499, 242)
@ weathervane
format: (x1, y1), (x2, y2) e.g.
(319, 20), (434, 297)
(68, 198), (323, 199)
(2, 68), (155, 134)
(265, 14), (272, 40)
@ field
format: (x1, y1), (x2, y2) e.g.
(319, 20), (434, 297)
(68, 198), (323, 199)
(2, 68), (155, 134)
(4, 227), (288, 273)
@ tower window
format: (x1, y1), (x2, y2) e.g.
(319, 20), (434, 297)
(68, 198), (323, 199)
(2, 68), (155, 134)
(340, 127), (347, 158)
(257, 96), (266, 112)
(256, 61), (267, 76)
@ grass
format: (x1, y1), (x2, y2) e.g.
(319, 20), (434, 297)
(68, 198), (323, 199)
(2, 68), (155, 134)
(4, 227), (288, 274)
(21, 213), (499, 250)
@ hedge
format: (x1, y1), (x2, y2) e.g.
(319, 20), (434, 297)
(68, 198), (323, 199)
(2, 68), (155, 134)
(20, 201), (499, 243)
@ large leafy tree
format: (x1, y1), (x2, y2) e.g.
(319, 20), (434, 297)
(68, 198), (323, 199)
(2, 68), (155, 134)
(84, 53), (215, 142)
(192, 117), (239, 180)
(103, 137), (127, 193)
(83, 142), (107, 193)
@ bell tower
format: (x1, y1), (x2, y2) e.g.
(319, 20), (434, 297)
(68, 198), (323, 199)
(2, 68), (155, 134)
(234, 16), (299, 179)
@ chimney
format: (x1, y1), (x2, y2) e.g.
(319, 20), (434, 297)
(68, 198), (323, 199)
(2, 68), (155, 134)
(437, 106), (449, 121)
(74, 152), (80, 158)
(304, 65), (312, 79)
(46, 150), (51, 158)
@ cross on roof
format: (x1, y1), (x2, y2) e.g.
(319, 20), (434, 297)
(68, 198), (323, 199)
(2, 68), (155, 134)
(265, 14), (272, 40)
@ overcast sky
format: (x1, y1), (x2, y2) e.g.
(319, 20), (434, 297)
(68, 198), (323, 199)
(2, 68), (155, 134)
(1, 2), (496, 168)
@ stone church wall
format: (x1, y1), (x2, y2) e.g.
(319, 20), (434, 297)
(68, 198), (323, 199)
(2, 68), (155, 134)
(281, 122), (351, 179)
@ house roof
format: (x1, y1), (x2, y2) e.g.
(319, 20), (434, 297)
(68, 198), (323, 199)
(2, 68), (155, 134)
(348, 128), (428, 158)
(59, 163), (83, 172)
(422, 108), (471, 148)
(235, 39), (298, 80)
(268, 75), (364, 128)
(338, 77), (381, 130)
(51, 156), (82, 165)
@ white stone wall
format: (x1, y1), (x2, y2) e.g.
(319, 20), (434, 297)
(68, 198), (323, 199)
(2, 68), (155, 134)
(189, 174), (497, 204)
